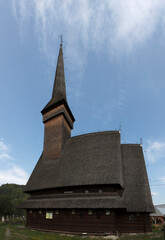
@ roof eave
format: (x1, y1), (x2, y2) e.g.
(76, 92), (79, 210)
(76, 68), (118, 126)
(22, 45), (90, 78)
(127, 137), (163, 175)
(41, 99), (75, 122)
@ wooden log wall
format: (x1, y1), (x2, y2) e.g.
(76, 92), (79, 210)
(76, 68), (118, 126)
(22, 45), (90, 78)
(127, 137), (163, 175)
(27, 209), (115, 234)
(26, 209), (152, 234)
(116, 212), (152, 233)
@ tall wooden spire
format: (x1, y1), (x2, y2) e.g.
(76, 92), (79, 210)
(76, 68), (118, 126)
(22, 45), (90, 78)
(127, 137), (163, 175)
(41, 43), (75, 160)
(52, 44), (67, 102)
(42, 44), (67, 114)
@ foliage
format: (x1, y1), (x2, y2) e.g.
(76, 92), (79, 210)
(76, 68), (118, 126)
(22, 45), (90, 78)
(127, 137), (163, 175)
(0, 184), (29, 217)
(0, 196), (13, 216)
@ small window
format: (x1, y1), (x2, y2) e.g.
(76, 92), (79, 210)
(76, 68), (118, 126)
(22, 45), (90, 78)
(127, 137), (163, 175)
(29, 210), (32, 213)
(55, 210), (59, 215)
(71, 209), (75, 214)
(153, 219), (155, 224)
(129, 214), (134, 221)
(156, 218), (159, 224)
(106, 210), (110, 215)
(88, 210), (92, 215)
(80, 213), (84, 218)
(46, 211), (53, 219)
(85, 190), (89, 194)
(99, 190), (103, 194)
(39, 210), (42, 214)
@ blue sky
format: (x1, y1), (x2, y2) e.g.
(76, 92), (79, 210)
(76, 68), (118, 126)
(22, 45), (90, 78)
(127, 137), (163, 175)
(0, 0), (165, 205)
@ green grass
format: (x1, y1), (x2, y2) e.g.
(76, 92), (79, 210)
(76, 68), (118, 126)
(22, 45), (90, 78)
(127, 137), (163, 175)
(0, 223), (6, 240)
(0, 223), (92, 240)
(120, 233), (163, 240)
(0, 222), (164, 240)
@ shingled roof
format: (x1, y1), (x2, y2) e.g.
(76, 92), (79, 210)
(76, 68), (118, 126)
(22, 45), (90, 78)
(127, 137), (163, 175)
(24, 131), (154, 213)
(24, 131), (124, 191)
(121, 144), (154, 212)
(20, 195), (126, 209)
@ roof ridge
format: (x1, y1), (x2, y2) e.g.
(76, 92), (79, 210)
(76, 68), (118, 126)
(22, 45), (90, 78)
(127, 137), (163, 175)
(122, 143), (141, 146)
(70, 131), (120, 140)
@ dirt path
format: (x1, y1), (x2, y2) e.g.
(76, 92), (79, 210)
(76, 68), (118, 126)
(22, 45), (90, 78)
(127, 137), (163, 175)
(5, 227), (10, 239)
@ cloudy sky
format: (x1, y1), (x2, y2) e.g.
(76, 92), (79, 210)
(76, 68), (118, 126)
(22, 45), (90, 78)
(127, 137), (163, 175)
(0, 0), (165, 205)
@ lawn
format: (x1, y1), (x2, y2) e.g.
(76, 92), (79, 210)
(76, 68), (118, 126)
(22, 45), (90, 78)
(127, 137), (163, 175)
(0, 222), (164, 240)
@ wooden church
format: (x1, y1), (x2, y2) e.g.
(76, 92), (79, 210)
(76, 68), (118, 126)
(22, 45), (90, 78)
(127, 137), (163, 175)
(21, 43), (154, 234)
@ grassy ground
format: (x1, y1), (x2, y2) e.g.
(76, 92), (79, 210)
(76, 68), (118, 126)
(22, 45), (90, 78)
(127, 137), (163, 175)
(0, 221), (164, 240)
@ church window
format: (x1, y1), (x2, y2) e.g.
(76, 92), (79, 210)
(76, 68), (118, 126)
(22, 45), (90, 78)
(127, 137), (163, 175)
(88, 210), (92, 215)
(71, 209), (75, 214)
(106, 210), (110, 215)
(55, 210), (59, 214)
(46, 211), (53, 219)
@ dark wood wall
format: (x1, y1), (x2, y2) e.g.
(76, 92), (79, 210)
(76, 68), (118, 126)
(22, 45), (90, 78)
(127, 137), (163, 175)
(30, 184), (121, 196)
(26, 209), (152, 234)
(116, 211), (152, 233)
(27, 209), (115, 233)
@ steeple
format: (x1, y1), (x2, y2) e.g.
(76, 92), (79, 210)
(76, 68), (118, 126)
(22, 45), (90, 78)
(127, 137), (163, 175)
(52, 44), (67, 102)
(41, 43), (75, 160)
(42, 44), (67, 113)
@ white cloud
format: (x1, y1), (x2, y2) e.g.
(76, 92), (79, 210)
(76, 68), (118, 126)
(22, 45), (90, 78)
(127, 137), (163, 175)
(0, 140), (9, 152)
(145, 140), (165, 163)
(0, 139), (12, 162)
(11, 0), (165, 59)
(152, 192), (158, 196)
(0, 153), (12, 161)
(0, 164), (28, 185)
(108, 0), (164, 52)
(0, 138), (29, 185)
(10, 0), (165, 103)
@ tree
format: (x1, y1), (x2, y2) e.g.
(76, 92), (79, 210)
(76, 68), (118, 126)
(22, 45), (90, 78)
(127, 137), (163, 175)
(0, 184), (28, 217)
(0, 195), (13, 217)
